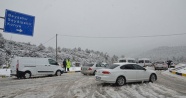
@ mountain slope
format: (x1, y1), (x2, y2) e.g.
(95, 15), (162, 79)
(138, 46), (186, 62)
(0, 33), (117, 66)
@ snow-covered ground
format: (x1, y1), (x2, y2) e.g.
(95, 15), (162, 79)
(170, 63), (186, 74)
(163, 70), (186, 81)
(67, 76), (185, 98)
(177, 68), (186, 74)
(0, 72), (186, 98)
(175, 63), (186, 68)
(1, 65), (186, 98)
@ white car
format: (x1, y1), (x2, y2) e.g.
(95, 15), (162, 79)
(10, 57), (64, 79)
(138, 58), (152, 67)
(154, 61), (168, 70)
(95, 63), (157, 86)
(81, 62), (108, 75)
(118, 58), (136, 63)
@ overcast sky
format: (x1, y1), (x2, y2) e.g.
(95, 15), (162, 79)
(0, 0), (186, 57)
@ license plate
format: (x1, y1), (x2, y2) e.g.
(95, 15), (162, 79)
(96, 76), (101, 81)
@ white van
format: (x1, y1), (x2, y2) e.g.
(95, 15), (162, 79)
(10, 57), (64, 79)
(138, 58), (152, 67)
(118, 58), (136, 63)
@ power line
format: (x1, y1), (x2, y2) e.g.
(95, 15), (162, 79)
(42, 35), (56, 45)
(58, 33), (186, 39)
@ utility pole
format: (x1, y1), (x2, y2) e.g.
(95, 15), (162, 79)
(56, 34), (58, 62)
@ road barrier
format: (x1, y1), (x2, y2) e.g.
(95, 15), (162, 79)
(169, 70), (186, 77)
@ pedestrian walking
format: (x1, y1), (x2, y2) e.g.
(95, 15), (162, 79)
(66, 58), (71, 72)
(63, 59), (67, 72)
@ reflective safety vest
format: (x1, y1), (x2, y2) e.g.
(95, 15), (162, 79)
(66, 60), (71, 68)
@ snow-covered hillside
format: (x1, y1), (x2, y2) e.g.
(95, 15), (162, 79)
(0, 33), (118, 66)
(138, 46), (186, 62)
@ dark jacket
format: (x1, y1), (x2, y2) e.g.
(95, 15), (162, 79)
(63, 59), (67, 67)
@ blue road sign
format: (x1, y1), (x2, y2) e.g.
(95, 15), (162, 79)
(4, 9), (35, 36)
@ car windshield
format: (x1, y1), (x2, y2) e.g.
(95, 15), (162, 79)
(106, 64), (119, 69)
(84, 64), (94, 67)
(156, 61), (164, 64)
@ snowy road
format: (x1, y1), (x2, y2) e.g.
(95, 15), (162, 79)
(0, 71), (186, 98)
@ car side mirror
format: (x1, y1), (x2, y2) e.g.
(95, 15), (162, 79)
(143, 68), (146, 71)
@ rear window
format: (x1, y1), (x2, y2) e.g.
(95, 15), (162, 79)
(156, 61), (164, 64)
(107, 64), (119, 69)
(84, 64), (94, 67)
(119, 60), (126, 63)
(128, 60), (136, 63)
(138, 60), (144, 63)
(145, 60), (150, 63)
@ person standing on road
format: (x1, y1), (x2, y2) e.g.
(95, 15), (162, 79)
(16, 60), (23, 79)
(167, 60), (172, 68)
(63, 59), (67, 72)
(66, 58), (71, 72)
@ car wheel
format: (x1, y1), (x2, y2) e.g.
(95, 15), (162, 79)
(149, 74), (156, 83)
(24, 72), (31, 79)
(56, 70), (61, 76)
(116, 76), (126, 86)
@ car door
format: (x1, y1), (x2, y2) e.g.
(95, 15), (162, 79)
(133, 64), (148, 81)
(47, 59), (59, 74)
(120, 64), (136, 82)
(36, 59), (49, 75)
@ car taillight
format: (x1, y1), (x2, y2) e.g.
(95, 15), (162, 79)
(88, 68), (92, 70)
(102, 71), (110, 74)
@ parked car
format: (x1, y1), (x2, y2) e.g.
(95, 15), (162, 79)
(170, 63), (176, 68)
(154, 61), (168, 70)
(95, 63), (157, 86)
(118, 58), (136, 63)
(69, 62), (82, 72)
(166, 60), (176, 68)
(10, 57), (64, 79)
(81, 62), (107, 75)
(138, 58), (152, 67)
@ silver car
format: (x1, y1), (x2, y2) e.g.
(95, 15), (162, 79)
(81, 63), (108, 75)
(154, 61), (168, 70)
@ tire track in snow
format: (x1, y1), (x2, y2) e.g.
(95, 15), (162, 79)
(149, 83), (180, 98)
(54, 73), (84, 98)
(63, 74), (184, 98)
(1, 72), (185, 98)
(67, 75), (94, 98)
(137, 83), (159, 98)
(92, 84), (113, 98)
(45, 73), (186, 98)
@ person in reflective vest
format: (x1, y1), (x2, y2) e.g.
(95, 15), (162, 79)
(66, 58), (71, 71)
